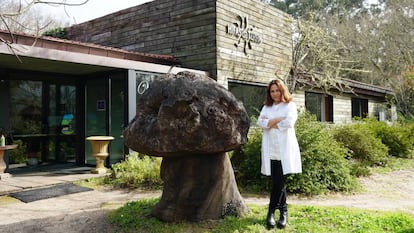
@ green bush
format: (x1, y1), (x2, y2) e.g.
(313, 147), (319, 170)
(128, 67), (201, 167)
(289, 111), (357, 195)
(362, 118), (414, 158)
(378, 124), (413, 158)
(42, 27), (67, 39)
(231, 128), (271, 193)
(8, 140), (27, 164)
(232, 111), (357, 196)
(332, 122), (389, 167)
(401, 121), (414, 157)
(108, 153), (162, 189)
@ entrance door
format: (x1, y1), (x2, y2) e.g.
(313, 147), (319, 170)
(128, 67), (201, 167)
(85, 78), (108, 165)
(9, 80), (78, 165)
(85, 73), (126, 166)
(46, 83), (77, 163)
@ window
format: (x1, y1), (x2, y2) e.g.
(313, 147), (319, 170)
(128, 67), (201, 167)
(352, 98), (368, 118)
(136, 71), (160, 102)
(228, 82), (265, 120)
(305, 92), (333, 122)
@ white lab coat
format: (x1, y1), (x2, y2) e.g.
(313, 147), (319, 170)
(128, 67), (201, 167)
(257, 102), (302, 176)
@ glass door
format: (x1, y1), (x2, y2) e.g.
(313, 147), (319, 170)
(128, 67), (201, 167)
(109, 76), (126, 164)
(10, 80), (43, 165)
(85, 79), (108, 165)
(46, 84), (77, 163)
(9, 80), (78, 165)
(85, 73), (126, 166)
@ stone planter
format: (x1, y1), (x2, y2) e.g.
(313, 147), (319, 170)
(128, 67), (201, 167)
(86, 136), (114, 174)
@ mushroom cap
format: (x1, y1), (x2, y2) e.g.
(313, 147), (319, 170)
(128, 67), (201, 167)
(123, 71), (250, 157)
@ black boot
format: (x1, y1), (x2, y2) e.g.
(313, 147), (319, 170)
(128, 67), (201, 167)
(277, 207), (287, 229)
(266, 209), (276, 229)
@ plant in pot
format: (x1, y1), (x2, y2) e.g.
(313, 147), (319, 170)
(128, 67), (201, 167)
(0, 127), (14, 146)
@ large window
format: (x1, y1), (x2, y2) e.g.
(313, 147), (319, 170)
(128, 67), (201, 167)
(10, 80), (42, 136)
(305, 92), (333, 122)
(9, 79), (78, 164)
(352, 98), (368, 118)
(228, 81), (265, 120)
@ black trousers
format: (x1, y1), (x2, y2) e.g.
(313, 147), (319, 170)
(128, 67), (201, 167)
(269, 160), (287, 211)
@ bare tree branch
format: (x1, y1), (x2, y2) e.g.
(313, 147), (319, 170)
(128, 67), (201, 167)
(1, 0), (88, 60)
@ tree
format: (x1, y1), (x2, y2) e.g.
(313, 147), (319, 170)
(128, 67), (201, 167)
(393, 66), (414, 118)
(0, 0), (84, 33)
(318, 0), (414, 117)
(269, 0), (365, 19)
(286, 16), (369, 95)
(273, 0), (414, 118)
(0, 0), (86, 55)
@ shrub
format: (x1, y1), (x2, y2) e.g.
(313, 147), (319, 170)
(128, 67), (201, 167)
(231, 128), (271, 193)
(332, 122), (389, 167)
(8, 139), (27, 164)
(400, 121), (414, 158)
(377, 124), (413, 158)
(42, 27), (67, 39)
(232, 111), (357, 196)
(362, 118), (414, 159)
(108, 153), (162, 189)
(289, 111), (357, 195)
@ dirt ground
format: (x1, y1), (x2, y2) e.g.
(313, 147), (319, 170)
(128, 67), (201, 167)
(289, 168), (414, 215)
(1, 168), (414, 233)
(2, 210), (113, 233)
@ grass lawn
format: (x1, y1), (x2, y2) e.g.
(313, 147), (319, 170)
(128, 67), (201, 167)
(78, 157), (414, 232)
(108, 198), (414, 233)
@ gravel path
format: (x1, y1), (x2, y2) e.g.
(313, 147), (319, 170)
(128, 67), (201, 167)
(287, 169), (414, 215)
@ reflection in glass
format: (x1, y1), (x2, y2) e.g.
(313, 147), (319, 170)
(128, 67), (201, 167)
(10, 80), (43, 164)
(228, 82), (264, 120)
(110, 75), (125, 164)
(136, 72), (160, 103)
(10, 81), (42, 136)
(85, 79), (107, 164)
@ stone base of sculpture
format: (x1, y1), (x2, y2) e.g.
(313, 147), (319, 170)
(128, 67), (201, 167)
(151, 152), (248, 222)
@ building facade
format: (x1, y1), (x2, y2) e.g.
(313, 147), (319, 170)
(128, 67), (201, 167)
(66, 0), (394, 123)
(0, 0), (394, 171)
(0, 30), (207, 170)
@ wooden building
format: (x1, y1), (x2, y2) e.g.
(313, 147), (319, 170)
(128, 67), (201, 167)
(66, 0), (394, 123)
(0, 0), (395, 171)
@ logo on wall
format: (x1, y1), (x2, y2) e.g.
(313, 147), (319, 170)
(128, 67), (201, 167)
(137, 80), (149, 95)
(226, 15), (263, 56)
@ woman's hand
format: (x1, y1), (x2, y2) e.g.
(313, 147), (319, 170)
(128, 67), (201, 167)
(270, 117), (285, 128)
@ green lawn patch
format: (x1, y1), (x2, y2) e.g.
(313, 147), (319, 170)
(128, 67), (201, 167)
(108, 198), (414, 233)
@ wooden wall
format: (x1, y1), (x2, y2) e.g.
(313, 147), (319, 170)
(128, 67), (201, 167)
(66, 0), (292, 84)
(65, 0), (393, 123)
(216, 0), (292, 86)
(334, 95), (352, 124)
(66, 0), (218, 78)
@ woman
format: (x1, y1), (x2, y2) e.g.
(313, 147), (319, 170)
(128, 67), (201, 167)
(257, 79), (302, 229)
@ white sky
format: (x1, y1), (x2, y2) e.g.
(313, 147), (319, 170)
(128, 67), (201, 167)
(39, 0), (380, 26)
(39, 0), (153, 25)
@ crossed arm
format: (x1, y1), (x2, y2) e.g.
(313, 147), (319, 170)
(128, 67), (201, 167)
(260, 116), (285, 129)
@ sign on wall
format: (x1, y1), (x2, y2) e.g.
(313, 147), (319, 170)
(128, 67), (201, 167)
(226, 15), (263, 56)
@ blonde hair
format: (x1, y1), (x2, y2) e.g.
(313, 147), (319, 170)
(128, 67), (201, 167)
(264, 79), (292, 106)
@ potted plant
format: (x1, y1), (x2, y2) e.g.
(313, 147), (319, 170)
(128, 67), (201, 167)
(26, 136), (41, 166)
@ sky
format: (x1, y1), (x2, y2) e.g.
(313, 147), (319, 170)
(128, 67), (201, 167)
(39, 0), (380, 25)
(38, 0), (380, 26)
(39, 0), (154, 25)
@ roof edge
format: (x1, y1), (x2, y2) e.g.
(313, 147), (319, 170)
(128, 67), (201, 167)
(0, 29), (179, 65)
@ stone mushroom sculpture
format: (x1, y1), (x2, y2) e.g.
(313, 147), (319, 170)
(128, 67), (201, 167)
(123, 71), (250, 222)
